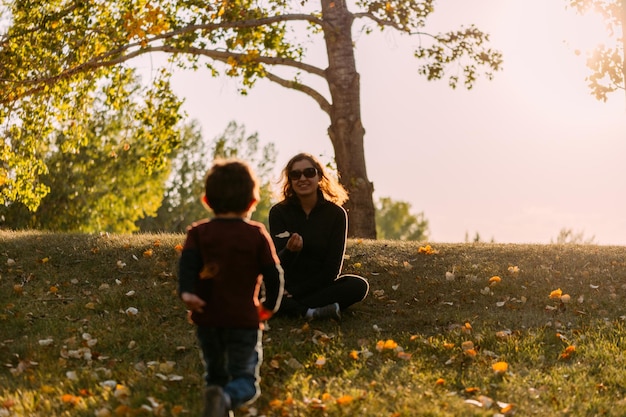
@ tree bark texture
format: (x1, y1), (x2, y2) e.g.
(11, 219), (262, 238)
(321, 0), (376, 238)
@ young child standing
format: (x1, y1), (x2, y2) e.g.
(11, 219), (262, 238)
(178, 159), (284, 417)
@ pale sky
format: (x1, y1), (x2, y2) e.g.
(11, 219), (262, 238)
(139, 0), (626, 245)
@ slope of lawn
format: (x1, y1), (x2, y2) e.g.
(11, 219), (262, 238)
(1, 230), (626, 416)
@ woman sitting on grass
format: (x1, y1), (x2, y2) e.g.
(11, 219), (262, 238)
(269, 152), (369, 321)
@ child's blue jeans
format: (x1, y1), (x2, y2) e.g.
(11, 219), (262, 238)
(196, 327), (262, 408)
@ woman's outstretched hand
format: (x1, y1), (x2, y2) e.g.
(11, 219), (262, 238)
(286, 233), (303, 252)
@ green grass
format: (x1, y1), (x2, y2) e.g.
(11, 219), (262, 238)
(1, 231), (626, 416)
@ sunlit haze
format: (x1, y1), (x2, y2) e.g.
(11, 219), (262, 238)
(136, 0), (626, 245)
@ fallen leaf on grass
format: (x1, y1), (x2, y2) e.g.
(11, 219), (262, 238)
(114, 384), (131, 400)
(495, 329), (512, 339)
(38, 338), (54, 346)
(61, 394), (81, 405)
(418, 245), (439, 255)
(549, 288), (563, 299)
(559, 345), (576, 360)
(314, 356), (326, 367)
(492, 361), (508, 374)
(336, 395), (353, 405)
(376, 339), (398, 351)
(125, 307), (139, 316)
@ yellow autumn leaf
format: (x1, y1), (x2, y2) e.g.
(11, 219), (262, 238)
(549, 288), (562, 299)
(464, 349), (477, 357)
(336, 395), (353, 405)
(61, 394), (80, 405)
(492, 361), (508, 374)
(114, 384), (130, 400)
(377, 339), (398, 350)
(489, 276), (501, 285)
(418, 244), (438, 254)
(560, 345), (576, 359)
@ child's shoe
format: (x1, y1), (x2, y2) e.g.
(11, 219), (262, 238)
(203, 386), (229, 417)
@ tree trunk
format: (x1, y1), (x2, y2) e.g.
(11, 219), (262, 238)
(321, 0), (376, 239)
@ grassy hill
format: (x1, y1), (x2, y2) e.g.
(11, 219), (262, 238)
(1, 230), (626, 416)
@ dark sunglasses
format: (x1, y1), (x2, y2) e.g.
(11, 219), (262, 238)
(288, 167), (318, 180)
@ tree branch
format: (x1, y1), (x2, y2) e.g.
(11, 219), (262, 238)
(264, 70), (331, 115)
(169, 13), (327, 34)
(352, 11), (432, 37)
(1, 13), (329, 103)
(152, 45), (327, 78)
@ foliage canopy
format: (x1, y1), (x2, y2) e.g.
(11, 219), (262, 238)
(0, 0), (502, 237)
(568, 0), (625, 101)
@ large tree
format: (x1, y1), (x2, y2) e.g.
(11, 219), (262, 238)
(568, 0), (626, 101)
(0, 0), (502, 238)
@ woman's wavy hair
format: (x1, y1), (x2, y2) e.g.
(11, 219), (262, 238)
(280, 153), (348, 205)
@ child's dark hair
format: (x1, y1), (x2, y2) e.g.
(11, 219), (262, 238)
(204, 159), (259, 214)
